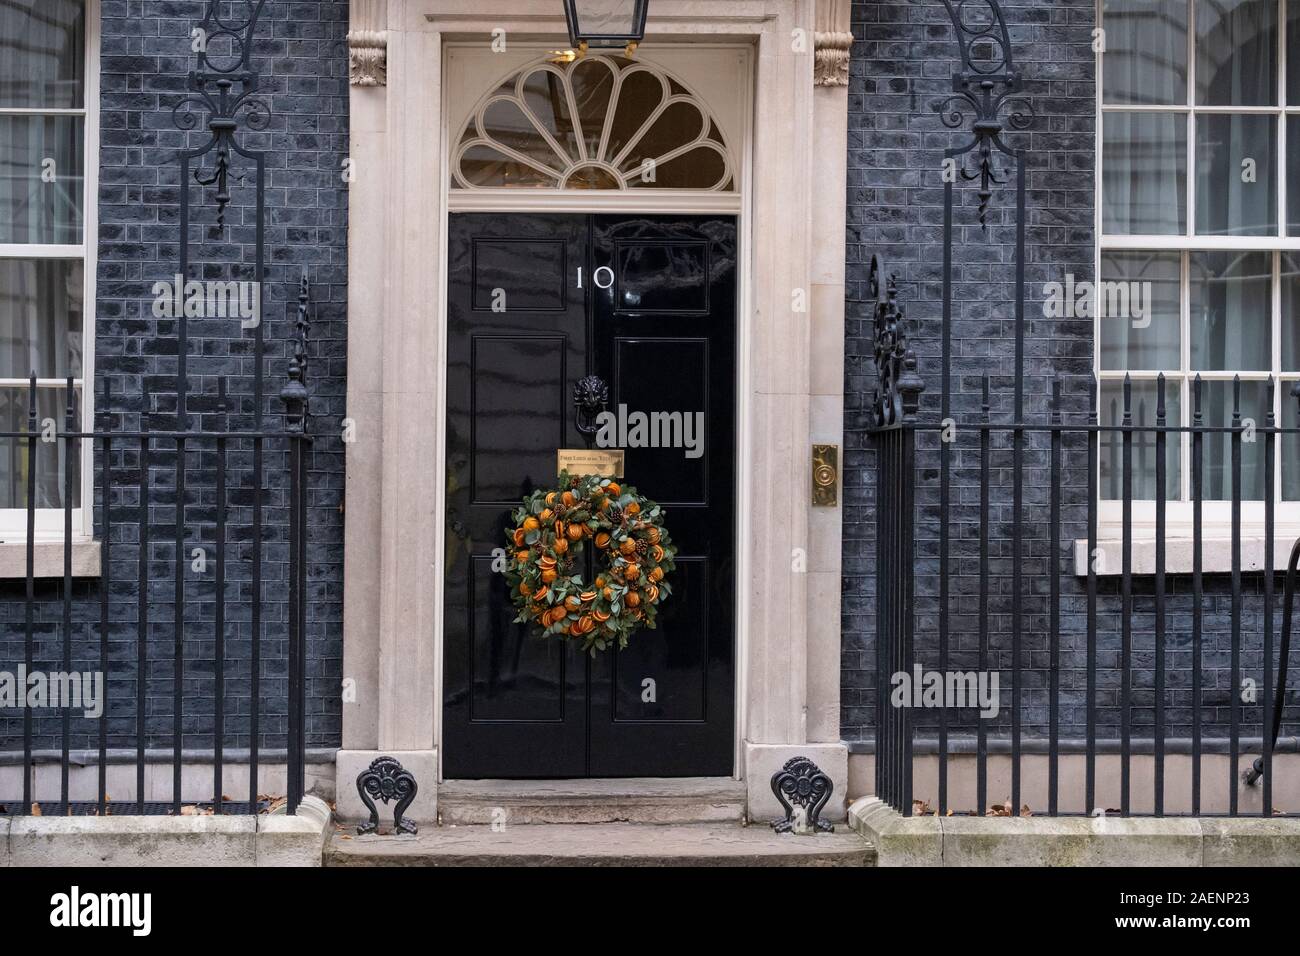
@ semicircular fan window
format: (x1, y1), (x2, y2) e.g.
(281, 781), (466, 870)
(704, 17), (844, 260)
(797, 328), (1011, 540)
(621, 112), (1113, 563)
(453, 56), (734, 191)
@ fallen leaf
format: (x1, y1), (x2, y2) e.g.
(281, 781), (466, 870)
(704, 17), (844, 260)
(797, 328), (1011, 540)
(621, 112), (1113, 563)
(30, 803), (42, 816)
(1020, 804), (1033, 817)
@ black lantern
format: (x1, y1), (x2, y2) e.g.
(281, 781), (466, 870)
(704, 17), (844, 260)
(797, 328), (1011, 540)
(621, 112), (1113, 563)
(562, 0), (648, 56)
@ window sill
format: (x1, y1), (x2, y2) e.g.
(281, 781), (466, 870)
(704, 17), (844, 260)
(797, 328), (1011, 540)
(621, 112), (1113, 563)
(1073, 536), (1300, 577)
(0, 540), (101, 579)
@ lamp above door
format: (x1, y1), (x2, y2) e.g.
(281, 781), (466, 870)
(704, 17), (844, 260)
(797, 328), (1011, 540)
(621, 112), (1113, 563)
(562, 0), (648, 58)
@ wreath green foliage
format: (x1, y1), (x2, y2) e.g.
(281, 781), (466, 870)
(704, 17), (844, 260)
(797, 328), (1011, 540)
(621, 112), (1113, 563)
(505, 471), (677, 653)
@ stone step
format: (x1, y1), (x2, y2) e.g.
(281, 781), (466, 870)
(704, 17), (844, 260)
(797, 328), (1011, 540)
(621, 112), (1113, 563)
(437, 777), (747, 825)
(326, 822), (876, 867)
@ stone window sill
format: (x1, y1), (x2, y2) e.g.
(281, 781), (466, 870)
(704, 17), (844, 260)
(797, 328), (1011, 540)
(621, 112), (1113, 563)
(0, 540), (101, 579)
(1073, 537), (1299, 577)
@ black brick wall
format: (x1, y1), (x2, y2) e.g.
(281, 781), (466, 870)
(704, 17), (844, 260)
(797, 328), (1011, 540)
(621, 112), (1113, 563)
(0, 0), (348, 755)
(841, 0), (1300, 746)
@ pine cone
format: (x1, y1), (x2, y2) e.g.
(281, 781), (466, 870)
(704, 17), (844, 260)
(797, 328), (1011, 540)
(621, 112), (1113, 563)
(635, 539), (649, 557)
(608, 505), (624, 524)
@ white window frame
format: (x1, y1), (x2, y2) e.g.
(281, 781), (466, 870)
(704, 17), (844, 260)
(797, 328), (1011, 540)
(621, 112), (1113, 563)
(1095, 0), (1300, 541)
(0, 0), (98, 543)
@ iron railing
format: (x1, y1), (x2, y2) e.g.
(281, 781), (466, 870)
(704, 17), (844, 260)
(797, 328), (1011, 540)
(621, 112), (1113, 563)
(868, 0), (1298, 819)
(0, 276), (312, 817)
(871, 264), (1300, 817)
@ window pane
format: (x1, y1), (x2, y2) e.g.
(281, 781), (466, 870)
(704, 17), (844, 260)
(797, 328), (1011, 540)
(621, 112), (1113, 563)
(1195, 0), (1277, 106)
(0, 0), (84, 109)
(1100, 379), (1181, 500)
(1291, 0), (1300, 104)
(1099, 251), (1181, 370)
(1289, 117), (1300, 236)
(1195, 114), (1276, 236)
(1190, 251), (1271, 371)
(0, 258), (82, 378)
(1103, 112), (1187, 234)
(1198, 379), (1267, 500)
(572, 0), (641, 36)
(1283, 384), (1300, 500)
(0, 386), (80, 509)
(1282, 254), (1300, 370)
(0, 114), (84, 244)
(1101, 0), (1189, 105)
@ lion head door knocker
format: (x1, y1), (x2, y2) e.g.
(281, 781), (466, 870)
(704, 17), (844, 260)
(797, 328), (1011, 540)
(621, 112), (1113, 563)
(770, 756), (835, 834)
(356, 756), (419, 835)
(573, 374), (610, 444)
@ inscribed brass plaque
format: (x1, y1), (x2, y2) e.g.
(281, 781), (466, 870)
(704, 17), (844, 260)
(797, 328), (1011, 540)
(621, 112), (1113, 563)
(556, 448), (625, 478)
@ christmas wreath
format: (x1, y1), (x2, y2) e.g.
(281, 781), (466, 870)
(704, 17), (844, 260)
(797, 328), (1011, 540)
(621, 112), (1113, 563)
(506, 471), (677, 653)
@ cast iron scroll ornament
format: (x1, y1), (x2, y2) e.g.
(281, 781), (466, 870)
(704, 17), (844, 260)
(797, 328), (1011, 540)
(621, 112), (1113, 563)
(173, 0), (273, 231)
(573, 375), (610, 438)
(869, 255), (925, 429)
(936, 0), (1034, 229)
(770, 757), (835, 833)
(356, 756), (419, 835)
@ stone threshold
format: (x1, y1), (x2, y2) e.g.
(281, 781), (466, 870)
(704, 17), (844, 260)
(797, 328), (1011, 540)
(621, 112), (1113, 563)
(0, 795), (333, 867)
(850, 796), (1300, 867)
(327, 822), (875, 867)
(436, 776), (747, 825)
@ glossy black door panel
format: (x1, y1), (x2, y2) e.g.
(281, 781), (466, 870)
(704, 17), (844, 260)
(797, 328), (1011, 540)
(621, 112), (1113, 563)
(443, 212), (736, 778)
(611, 336), (710, 507)
(470, 335), (567, 504)
(589, 215), (736, 777)
(443, 214), (587, 779)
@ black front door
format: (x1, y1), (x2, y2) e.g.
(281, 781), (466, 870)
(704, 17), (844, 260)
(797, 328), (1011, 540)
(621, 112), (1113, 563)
(443, 213), (736, 778)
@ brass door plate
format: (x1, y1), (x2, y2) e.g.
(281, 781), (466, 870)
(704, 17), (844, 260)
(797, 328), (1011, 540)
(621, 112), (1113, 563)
(812, 444), (838, 507)
(556, 448), (625, 478)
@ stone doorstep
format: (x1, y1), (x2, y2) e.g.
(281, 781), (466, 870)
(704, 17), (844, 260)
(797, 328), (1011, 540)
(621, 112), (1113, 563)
(326, 822), (875, 867)
(848, 796), (1300, 867)
(0, 796), (333, 867)
(436, 777), (748, 826)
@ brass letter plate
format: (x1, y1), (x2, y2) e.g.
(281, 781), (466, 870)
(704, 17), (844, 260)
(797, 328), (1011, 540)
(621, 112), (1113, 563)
(556, 448), (625, 478)
(812, 444), (839, 507)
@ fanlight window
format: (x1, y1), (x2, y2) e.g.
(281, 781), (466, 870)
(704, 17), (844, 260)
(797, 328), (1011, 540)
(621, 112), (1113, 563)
(452, 55), (734, 191)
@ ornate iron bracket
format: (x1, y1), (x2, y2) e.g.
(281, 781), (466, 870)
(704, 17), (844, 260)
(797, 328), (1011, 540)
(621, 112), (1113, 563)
(770, 757), (835, 834)
(279, 271), (311, 434)
(936, 0), (1033, 228)
(173, 0), (272, 231)
(573, 374), (610, 439)
(356, 756), (419, 835)
(870, 255), (925, 428)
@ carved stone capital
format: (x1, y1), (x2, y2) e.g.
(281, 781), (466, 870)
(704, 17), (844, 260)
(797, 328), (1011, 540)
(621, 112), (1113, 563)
(813, 31), (852, 87)
(348, 30), (387, 87)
